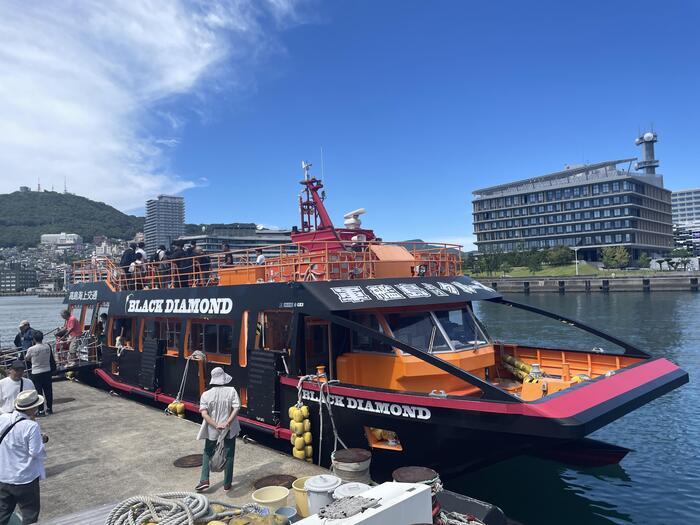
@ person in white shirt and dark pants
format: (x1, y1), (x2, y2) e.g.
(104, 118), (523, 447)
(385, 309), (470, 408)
(195, 367), (240, 493)
(0, 390), (48, 524)
(25, 332), (53, 416)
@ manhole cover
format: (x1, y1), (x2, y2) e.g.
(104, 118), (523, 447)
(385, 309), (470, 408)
(173, 454), (203, 468)
(253, 474), (297, 489)
(392, 466), (438, 483)
(53, 397), (76, 405)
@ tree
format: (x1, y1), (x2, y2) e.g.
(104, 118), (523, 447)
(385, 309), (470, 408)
(601, 246), (630, 269)
(527, 253), (542, 274)
(638, 252), (651, 269)
(500, 262), (512, 276)
(477, 247), (504, 276)
(670, 248), (692, 271)
(546, 245), (574, 266)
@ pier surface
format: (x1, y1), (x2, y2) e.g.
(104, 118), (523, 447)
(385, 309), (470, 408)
(37, 380), (325, 522)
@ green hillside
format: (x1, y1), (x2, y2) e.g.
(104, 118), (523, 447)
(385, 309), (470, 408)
(0, 191), (144, 247)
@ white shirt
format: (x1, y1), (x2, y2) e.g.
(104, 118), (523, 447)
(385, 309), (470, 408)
(256, 254), (266, 265)
(0, 411), (46, 484)
(197, 385), (241, 441)
(26, 343), (51, 374)
(135, 247), (147, 259)
(0, 376), (36, 414)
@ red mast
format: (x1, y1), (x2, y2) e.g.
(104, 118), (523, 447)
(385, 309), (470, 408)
(291, 161), (375, 251)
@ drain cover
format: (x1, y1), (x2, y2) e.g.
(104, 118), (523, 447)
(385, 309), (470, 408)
(173, 454), (203, 468)
(53, 397), (76, 405)
(253, 474), (297, 489)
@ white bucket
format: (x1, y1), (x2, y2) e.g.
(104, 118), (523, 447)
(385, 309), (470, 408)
(251, 486), (290, 512)
(333, 482), (371, 499)
(304, 474), (342, 515)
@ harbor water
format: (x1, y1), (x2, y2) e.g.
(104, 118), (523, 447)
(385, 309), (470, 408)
(1, 293), (697, 525)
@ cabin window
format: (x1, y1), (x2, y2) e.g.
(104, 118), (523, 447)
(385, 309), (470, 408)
(110, 317), (136, 349)
(188, 320), (233, 364)
(145, 319), (181, 356)
(82, 305), (95, 331)
(433, 309), (484, 349)
(384, 312), (450, 353)
(256, 311), (293, 351)
(348, 312), (392, 354)
(239, 311), (248, 367)
(70, 305), (84, 326)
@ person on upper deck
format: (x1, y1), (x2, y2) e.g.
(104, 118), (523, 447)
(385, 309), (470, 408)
(135, 242), (147, 261)
(119, 243), (137, 287)
(255, 249), (266, 265)
(14, 321), (36, 359)
(0, 361), (34, 415)
(129, 252), (145, 290)
(195, 367), (240, 493)
(169, 241), (188, 287)
(222, 243), (233, 266)
(194, 246), (211, 284)
(25, 332), (52, 416)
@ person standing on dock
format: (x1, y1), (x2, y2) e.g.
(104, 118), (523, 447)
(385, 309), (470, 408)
(13, 322), (36, 360)
(56, 310), (81, 365)
(195, 367), (240, 493)
(24, 333), (53, 416)
(0, 390), (48, 525)
(0, 362), (35, 415)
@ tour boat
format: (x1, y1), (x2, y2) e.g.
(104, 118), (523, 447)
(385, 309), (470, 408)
(65, 163), (688, 478)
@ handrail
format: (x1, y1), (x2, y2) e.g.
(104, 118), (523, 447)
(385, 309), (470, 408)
(71, 240), (463, 291)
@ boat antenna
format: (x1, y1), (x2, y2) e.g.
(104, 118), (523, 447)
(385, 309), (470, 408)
(320, 145), (325, 182)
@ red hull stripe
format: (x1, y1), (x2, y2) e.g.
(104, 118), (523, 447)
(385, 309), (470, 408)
(280, 358), (680, 419)
(94, 369), (292, 439)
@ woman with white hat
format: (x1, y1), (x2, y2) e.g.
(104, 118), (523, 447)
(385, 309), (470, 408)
(0, 390), (48, 524)
(195, 367), (240, 492)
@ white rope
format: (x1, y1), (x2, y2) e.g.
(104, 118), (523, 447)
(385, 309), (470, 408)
(104, 492), (257, 525)
(296, 374), (347, 466)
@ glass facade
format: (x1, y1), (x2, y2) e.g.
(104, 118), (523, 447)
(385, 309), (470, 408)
(672, 188), (700, 226)
(472, 166), (673, 260)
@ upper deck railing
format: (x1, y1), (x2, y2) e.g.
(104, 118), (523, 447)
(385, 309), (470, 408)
(71, 240), (462, 292)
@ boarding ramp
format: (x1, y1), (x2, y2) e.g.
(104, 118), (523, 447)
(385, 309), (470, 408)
(0, 332), (100, 376)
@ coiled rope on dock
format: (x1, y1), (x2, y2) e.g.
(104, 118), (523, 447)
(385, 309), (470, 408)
(104, 491), (254, 525)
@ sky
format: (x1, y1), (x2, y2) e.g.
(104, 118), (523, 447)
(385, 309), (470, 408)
(1, 0), (698, 250)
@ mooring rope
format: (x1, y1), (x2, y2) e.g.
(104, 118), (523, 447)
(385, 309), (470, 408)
(104, 492), (259, 525)
(166, 351), (206, 415)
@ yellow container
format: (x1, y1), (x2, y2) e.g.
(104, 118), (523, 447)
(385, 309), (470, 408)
(251, 486), (290, 512)
(292, 476), (313, 518)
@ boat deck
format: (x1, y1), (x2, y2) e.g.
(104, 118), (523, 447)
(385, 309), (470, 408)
(71, 240), (462, 290)
(37, 380), (325, 523)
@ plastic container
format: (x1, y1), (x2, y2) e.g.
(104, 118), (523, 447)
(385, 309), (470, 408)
(304, 474), (342, 515)
(275, 506), (297, 523)
(251, 485), (290, 511)
(333, 482), (371, 499)
(292, 475), (313, 517)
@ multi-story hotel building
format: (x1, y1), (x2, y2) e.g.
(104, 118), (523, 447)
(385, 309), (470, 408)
(672, 188), (700, 226)
(472, 133), (673, 260)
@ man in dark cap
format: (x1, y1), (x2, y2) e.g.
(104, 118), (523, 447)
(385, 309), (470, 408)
(0, 361), (35, 415)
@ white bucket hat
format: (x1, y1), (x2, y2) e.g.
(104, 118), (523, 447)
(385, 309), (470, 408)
(18, 320), (29, 329)
(15, 390), (45, 411)
(210, 367), (232, 386)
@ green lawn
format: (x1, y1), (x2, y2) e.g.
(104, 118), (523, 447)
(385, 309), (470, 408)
(470, 262), (663, 278)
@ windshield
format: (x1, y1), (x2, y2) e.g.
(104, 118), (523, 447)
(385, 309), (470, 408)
(384, 312), (451, 353)
(384, 308), (487, 353)
(434, 309), (485, 349)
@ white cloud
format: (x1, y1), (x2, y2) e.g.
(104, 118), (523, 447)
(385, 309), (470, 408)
(0, 0), (301, 211)
(434, 235), (478, 252)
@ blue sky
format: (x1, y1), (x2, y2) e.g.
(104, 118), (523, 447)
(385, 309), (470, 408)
(2, 1), (698, 250)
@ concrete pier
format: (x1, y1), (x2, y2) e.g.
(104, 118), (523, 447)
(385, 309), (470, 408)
(36, 380), (325, 522)
(481, 274), (700, 293)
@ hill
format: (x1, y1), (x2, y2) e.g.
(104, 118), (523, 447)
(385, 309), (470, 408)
(0, 191), (144, 247)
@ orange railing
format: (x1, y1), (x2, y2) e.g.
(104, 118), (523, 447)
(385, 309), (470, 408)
(71, 241), (462, 291)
